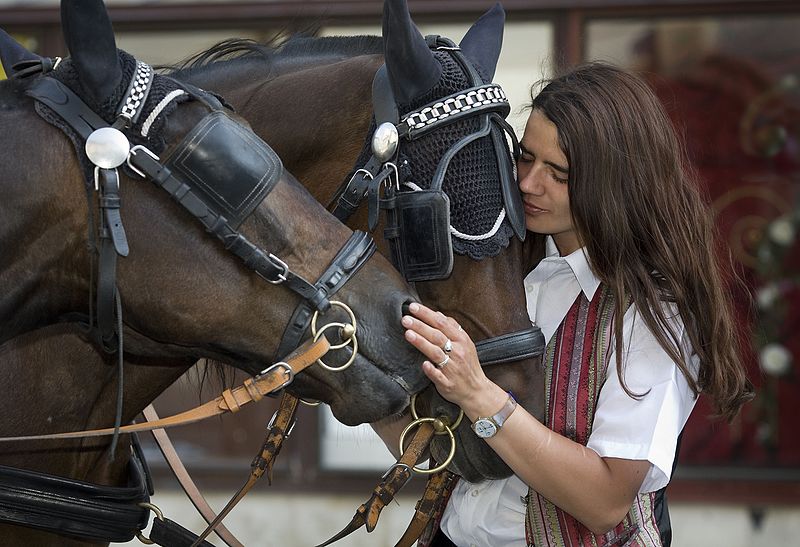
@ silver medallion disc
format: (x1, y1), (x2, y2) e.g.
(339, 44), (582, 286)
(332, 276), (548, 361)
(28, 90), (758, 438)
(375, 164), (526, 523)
(371, 122), (399, 163)
(85, 127), (131, 169)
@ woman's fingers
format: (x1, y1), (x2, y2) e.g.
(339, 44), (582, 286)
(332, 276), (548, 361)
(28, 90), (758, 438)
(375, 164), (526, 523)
(407, 303), (462, 339)
(403, 326), (448, 364)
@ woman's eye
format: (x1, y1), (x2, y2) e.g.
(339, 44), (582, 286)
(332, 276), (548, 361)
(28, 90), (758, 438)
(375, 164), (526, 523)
(551, 171), (568, 184)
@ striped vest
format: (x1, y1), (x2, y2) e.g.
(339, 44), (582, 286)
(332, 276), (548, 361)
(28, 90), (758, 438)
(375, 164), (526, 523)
(524, 285), (662, 547)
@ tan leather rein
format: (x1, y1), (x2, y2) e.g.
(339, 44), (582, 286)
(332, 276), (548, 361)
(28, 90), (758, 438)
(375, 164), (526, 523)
(0, 337), (329, 443)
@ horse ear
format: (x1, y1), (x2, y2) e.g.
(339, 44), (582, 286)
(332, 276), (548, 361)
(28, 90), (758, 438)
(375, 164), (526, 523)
(382, 0), (441, 105)
(60, 0), (121, 103)
(459, 2), (505, 81)
(0, 28), (43, 77)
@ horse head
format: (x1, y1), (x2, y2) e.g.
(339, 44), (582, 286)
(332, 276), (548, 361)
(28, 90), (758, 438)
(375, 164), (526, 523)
(378, 0), (544, 481)
(0, 0), (430, 426)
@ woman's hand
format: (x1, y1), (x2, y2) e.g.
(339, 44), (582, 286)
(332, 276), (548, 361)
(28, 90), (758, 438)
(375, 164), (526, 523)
(402, 303), (506, 414)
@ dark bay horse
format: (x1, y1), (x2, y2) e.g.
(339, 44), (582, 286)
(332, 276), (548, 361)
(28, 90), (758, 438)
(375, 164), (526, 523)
(1, 0), (544, 492)
(0, 4), (543, 543)
(173, 0), (545, 482)
(0, 1), (430, 542)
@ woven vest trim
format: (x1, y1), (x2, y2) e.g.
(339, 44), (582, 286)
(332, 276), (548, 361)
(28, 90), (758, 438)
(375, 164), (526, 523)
(524, 284), (661, 547)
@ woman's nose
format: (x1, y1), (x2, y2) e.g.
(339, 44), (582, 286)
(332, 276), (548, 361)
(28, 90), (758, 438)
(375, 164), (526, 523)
(518, 164), (544, 195)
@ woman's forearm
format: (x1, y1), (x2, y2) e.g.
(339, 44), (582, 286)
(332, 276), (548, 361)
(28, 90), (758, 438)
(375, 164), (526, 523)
(462, 383), (649, 534)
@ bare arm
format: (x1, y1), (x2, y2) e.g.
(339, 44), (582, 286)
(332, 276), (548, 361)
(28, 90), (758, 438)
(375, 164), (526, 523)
(402, 303), (649, 535)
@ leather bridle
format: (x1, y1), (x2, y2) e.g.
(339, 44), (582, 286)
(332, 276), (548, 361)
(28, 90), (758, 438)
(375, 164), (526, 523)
(330, 35), (545, 368)
(0, 55), (379, 545)
(27, 70), (371, 367)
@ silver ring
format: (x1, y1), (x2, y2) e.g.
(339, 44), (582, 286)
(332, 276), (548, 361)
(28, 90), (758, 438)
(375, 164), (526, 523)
(434, 355), (450, 369)
(443, 339), (453, 353)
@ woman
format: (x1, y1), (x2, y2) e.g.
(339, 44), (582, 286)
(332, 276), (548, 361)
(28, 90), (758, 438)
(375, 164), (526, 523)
(399, 62), (753, 546)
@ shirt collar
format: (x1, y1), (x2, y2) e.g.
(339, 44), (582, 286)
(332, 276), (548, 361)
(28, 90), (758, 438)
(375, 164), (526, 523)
(544, 236), (601, 301)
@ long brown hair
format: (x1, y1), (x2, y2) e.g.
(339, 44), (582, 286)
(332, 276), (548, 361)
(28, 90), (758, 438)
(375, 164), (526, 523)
(530, 62), (753, 421)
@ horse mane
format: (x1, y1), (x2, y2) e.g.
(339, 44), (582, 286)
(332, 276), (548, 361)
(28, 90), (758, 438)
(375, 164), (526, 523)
(162, 34), (383, 78)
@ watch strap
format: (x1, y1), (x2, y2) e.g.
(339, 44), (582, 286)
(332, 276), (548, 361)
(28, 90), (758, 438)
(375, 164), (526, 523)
(492, 392), (517, 428)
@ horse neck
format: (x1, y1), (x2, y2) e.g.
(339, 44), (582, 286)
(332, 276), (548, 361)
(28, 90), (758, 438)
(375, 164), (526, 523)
(0, 101), (92, 343)
(0, 324), (191, 483)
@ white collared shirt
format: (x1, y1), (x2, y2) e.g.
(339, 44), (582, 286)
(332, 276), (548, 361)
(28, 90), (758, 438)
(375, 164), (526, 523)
(441, 237), (700, 547)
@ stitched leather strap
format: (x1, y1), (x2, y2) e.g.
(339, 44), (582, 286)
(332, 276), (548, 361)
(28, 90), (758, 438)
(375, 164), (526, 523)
(475, 326), (545, 367)
(189, 392), (300, 546)
(0, 451), (150, 542)
(127, 147), (327, 306)
(0, 337), (329, 443)
(275, 230), (376, 360)
(315, 421), (436, 547)
(394, 470), (456, 547)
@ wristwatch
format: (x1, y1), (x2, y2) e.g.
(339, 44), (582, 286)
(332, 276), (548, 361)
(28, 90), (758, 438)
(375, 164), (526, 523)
(471, 392), (517, 439)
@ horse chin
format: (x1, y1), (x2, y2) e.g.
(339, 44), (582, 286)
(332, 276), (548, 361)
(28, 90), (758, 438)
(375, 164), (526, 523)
(432, 427), (514, 482)
(289, 353), (411, 426)
(416, 386), (516, 482)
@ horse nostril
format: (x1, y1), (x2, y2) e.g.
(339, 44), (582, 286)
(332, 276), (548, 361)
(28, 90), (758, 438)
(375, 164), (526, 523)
(402, 299), (416, 317)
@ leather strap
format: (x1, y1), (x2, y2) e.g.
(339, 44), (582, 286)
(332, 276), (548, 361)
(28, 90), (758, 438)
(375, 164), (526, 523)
(475, 326), (545, 367)
(127, 148), (325, 304)
(316, 421), (436, 547)
(150, 518), (216, 547)
(95, 168), (129, 350)
(26, 77), (107, 140)
(275, 230), (376, 359)
(0, 451), (150, 542)
(0, 337), (329, 443)
(394, 470), (457, 547)
(144, 405), (243, 547)
(189, 392), (300, 546)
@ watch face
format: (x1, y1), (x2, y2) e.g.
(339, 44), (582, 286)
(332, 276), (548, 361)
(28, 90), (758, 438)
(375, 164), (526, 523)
(472, 418), (497, 438)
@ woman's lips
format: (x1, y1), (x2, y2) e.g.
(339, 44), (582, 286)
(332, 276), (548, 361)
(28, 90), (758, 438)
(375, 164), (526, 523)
(524, 202), (548, 214)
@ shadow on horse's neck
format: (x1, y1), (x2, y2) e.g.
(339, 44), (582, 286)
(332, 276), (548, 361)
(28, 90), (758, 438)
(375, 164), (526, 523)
(0, 86), (94, 343)
(0, 324), (193, 481)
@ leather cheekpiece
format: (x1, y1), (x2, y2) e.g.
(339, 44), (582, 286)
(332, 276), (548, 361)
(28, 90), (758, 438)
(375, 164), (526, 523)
(383, 188), (454, 282)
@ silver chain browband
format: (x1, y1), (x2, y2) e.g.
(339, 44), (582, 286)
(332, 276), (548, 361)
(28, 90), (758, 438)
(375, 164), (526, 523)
(401, 84), (508, 132)
(117, 61), (153, 123)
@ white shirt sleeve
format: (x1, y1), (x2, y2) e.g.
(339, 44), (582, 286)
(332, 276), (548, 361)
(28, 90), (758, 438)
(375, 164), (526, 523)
(586, 304), (700, 493)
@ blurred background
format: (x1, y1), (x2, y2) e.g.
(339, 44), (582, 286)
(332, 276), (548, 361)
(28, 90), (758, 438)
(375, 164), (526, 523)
(1, 0), (797, 545)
